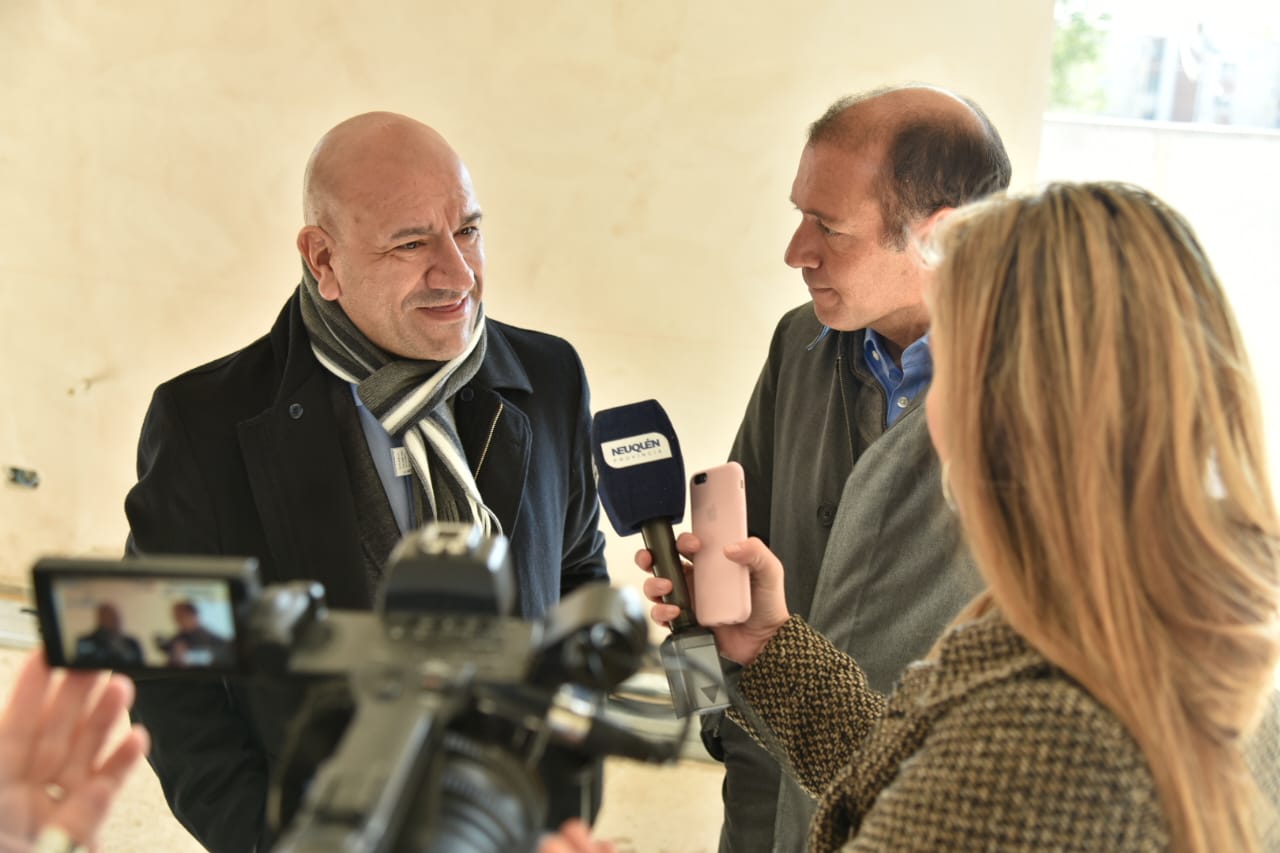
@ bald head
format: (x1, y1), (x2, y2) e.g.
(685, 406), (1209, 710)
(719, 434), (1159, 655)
(808, 85), (1011, 248)
(302, 112), (468, 234)
(810, 86), (987, 150)
(295, 111), (486, 361)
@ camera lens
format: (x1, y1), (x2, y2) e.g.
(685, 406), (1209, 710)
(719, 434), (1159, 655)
(693, 473), (707, 485)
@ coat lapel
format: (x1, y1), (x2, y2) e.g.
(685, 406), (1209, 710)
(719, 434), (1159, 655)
(235, 297), (372, 608)
(456, 322), (533, 539)
(460, 387), (530, 536)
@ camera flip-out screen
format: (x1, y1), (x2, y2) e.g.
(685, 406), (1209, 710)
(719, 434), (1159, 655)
(32, 556), (258, 674)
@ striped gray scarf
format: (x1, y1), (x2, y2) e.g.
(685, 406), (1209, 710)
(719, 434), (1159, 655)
(298, 265), (499, 535)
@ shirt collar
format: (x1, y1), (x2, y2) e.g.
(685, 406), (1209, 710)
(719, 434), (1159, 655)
(863, 328), (933, 380)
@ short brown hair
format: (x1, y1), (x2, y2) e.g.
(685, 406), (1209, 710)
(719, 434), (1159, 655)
(809, 87), (1012, 248)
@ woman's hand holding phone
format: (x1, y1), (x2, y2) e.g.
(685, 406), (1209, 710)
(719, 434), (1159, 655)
(636, 535), (791, 668)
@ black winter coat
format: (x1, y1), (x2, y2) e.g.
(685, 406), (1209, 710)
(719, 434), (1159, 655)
(125, 293), (608, 852)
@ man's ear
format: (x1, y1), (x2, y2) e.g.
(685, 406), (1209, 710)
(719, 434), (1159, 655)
(297, 226), (341, 301)
(918, 206), (954, 241)
(907, 206), (955, 268)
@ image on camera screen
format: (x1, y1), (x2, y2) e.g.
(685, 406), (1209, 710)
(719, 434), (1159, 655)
(50, 576), (237, 670)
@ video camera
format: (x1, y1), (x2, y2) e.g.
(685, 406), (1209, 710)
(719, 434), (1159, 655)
(32, 523), (685, 852)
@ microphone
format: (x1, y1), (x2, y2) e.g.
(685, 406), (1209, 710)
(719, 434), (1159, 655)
(591, 400), (729, 717)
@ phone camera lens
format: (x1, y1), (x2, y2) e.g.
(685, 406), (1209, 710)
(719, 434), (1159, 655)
(693, 473), (707, 485)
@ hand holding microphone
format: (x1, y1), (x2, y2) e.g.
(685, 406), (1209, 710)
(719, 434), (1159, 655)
(638, 533), (790, 668)
(591, 400), (729, 717)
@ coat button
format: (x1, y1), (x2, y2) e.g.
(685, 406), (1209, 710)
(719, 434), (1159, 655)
(288, 403), (304, 419)
(459, 387), (474, 402)
(818, 504), (836, 527)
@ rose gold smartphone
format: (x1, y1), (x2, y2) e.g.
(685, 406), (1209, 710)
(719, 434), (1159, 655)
(689, 461), (751, 626)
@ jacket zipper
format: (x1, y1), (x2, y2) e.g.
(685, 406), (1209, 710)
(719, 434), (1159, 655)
(472, 401), (504, 479)
(835, 349), (857, 460)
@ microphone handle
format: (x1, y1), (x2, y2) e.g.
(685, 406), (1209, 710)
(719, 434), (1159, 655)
(640, 520), (697, 633)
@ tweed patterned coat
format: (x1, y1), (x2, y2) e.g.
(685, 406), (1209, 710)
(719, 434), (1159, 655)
(729, 610), (1278, 851)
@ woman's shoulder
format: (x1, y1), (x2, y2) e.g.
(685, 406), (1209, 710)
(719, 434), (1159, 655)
(858, 671), (1169, 851)
(926, 616), (1152, 784)
(928, 671), (1165, 844)
(946, 671), (1148, 766)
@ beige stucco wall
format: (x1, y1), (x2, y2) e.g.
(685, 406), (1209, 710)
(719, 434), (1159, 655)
(0, 2), (1054, 850)
(0, 0), (1053, 586)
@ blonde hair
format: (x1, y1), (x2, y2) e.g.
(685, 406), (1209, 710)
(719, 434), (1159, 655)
(930, 182), (1280, 851)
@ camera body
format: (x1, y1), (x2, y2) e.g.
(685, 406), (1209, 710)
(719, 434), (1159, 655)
(32, 523), (662, 853)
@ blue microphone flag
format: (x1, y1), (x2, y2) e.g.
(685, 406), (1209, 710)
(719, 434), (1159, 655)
(591, 400), (686, 535)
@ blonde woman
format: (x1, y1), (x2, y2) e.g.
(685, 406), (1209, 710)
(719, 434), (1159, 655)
(545, 182), (1280, 852)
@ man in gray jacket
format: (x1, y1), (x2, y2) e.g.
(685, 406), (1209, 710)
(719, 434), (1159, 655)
(712, 85), (1012, 852)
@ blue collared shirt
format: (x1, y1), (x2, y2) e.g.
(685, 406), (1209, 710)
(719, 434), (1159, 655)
(863, 330), (933, 427)
(350, 384), (414, 534)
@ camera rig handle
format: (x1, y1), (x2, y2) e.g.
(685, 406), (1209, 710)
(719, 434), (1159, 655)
(271, 660), (476, 853)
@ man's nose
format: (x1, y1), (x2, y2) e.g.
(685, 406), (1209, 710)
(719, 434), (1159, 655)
(784, 223), (818, 269)
(428, 237), (475, 288)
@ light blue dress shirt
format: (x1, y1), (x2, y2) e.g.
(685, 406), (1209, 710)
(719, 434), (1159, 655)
(862, 330), (933, 427)
(350, 384), (413, 534)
